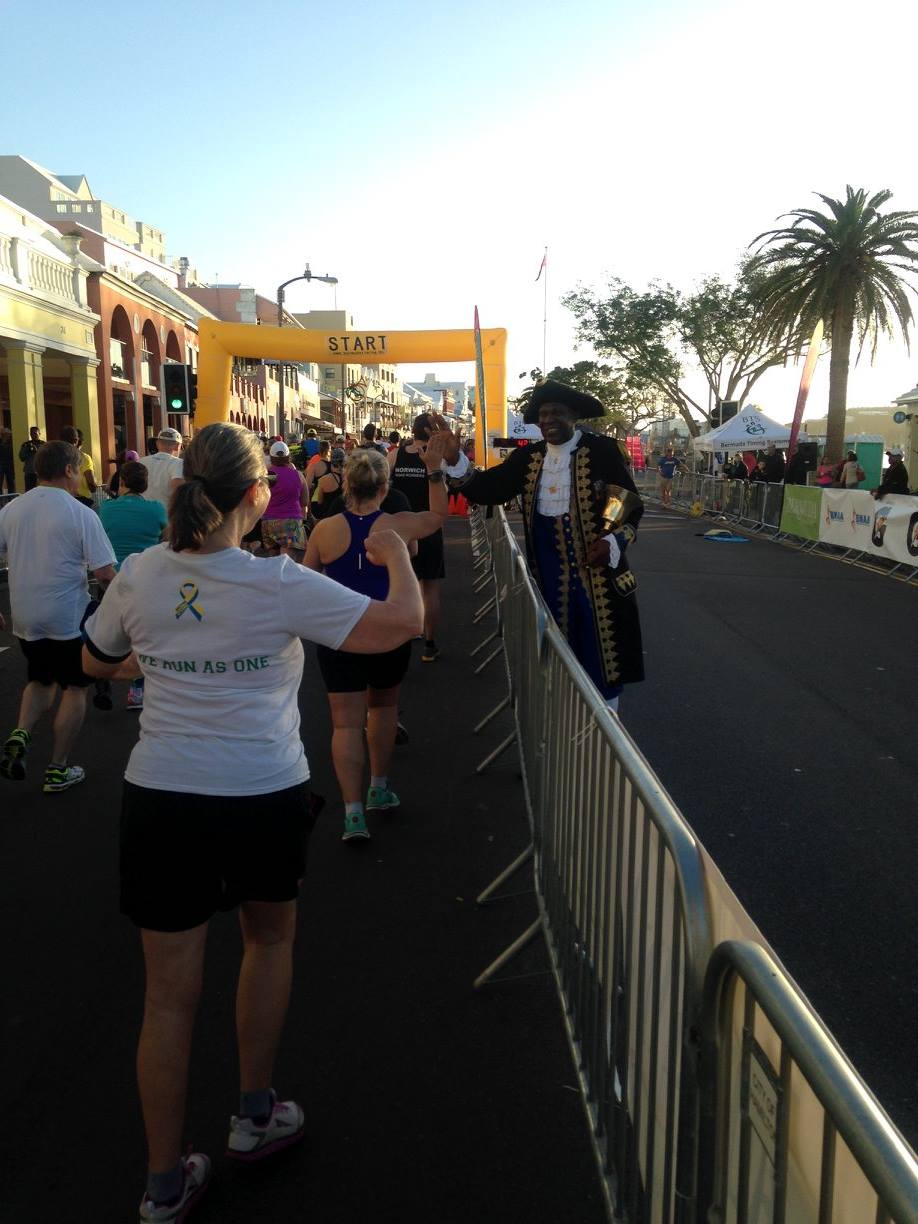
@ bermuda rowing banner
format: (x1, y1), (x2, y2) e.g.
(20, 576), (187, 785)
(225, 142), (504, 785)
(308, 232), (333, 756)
(779, 485), (822, 540)
(819, 490), (918, 564)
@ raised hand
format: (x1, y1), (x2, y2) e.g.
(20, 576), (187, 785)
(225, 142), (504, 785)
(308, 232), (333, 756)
(427, 413), (461, 465)
(422, 428), (448, 472)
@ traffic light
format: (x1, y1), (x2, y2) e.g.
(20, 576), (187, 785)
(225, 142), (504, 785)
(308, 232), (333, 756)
(162, 363), (192, 415)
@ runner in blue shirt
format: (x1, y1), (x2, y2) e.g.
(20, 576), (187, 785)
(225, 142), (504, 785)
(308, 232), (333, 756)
(98, 461), (166, 710)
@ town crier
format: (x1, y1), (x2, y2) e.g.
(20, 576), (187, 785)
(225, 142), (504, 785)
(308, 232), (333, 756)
(448, 380), (644, 711)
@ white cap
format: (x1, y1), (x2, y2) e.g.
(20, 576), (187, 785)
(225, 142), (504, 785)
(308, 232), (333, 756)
(887, 446), (904, 456)
(269, 440), (290, 458)
(157, 427), (183, 443)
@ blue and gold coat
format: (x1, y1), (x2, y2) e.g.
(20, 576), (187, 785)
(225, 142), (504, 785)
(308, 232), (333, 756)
(458, 432), (644, 688)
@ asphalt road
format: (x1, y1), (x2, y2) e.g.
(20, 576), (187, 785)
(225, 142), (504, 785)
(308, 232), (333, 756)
(624, 507), (918, 1147)
(0, 522), (605, 1224)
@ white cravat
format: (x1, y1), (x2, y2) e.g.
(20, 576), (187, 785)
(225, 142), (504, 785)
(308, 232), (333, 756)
(537, 429), (581, 516)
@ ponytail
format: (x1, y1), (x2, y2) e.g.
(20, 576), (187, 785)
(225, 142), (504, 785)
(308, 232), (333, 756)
(169, 479), (225, 551)
(168, 422), (265, 552)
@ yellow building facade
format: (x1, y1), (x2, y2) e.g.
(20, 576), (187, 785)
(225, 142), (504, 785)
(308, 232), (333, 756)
(0, 194), (101, 480)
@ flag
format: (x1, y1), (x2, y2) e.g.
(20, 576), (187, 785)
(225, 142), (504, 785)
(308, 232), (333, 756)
(535, 250), (547, 281)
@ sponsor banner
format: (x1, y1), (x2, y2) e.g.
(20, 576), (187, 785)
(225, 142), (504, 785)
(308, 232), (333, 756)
(780, 485), (822, 540)
(819, 490), (918, 564)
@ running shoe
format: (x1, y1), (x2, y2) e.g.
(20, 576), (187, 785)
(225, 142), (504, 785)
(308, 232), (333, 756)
(420, 640), (440, 663)
(92, 679), (113, 711)
(227, 1095), (305, 1162)
(43, 764), (85, 793)
(127, 682), (144, 710)
(138, 1153), (211, 1222)
(341, 810), (370, 841)
(0, 728), (31, 781)
(366, 786), (400, 813)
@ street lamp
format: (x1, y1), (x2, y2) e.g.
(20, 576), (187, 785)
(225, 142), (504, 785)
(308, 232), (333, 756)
(276, 264), (338, 439)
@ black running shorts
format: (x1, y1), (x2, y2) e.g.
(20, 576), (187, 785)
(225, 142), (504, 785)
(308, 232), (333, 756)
(120, 780), (318, 932)
(316, 641), (412, 693)
(411, 528), (445, 580)
(18, 636), (91, 689)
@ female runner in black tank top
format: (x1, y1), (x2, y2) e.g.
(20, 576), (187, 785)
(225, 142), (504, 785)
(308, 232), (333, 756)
(388, 421), (448, 661)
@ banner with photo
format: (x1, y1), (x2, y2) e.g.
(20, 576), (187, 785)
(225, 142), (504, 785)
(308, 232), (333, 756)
(819, 490), (918, 565)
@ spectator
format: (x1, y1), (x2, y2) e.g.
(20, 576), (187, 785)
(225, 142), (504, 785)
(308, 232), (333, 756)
(749, 459), (768, 482)
(728, 456), (749, 481)
(840, 450), (865, 489)
(873, 447), (909, 499)
(305, 441), (448, 840)
(0, 440), (116, 791)
(145, 436), (159, 457)
(60, 426), (97, 505)
(18, 425), (43, 491)
(762, 446), (786, 483)
(80, 421), (422, 1223)
(815, 454), (835, 487)
(261, 441), (308, 558)
(140, 427), (184, 509)
(453, 382), (644, 714)
(656, 446), (684, 506)
(0, 427), (16, 494)
(785, 449), (809, 486)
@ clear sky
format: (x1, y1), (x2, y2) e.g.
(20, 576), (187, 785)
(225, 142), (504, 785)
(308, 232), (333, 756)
(3, 0), (918, 420)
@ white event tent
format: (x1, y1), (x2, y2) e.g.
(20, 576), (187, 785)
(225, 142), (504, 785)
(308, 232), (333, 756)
(693, 406), (809, 451)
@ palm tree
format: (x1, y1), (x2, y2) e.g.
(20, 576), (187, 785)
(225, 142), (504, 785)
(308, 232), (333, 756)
(749, 187), (918, 460)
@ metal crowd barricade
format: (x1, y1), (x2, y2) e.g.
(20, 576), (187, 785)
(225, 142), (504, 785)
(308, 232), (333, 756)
(472, 507), (714, 1223)
(699, 942), (918, 1224)
(467, 507), (918, 1223)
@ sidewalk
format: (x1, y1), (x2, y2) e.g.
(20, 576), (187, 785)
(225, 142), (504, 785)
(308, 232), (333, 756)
(0, 520), (605, 1222)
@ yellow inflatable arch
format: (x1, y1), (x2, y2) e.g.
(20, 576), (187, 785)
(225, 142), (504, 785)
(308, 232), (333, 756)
(195, 322), (507, 467)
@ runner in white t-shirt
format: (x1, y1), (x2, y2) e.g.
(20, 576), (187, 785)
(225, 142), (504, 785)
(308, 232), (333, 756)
(140, 427), (185, 509)
(81, 421), (422, 1221)
(0, 440), (116, 793)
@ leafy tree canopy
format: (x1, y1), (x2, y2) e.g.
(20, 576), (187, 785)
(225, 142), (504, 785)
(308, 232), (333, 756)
(562, 262), (802, 436)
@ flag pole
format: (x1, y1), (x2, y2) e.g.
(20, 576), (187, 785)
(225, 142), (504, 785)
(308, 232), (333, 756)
(542, 245), (548, 374)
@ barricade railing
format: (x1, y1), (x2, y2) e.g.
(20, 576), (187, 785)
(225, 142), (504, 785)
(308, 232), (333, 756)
(699, 942), (918, 1224)
(470, 505), (715, 1222)
(466, 505), (918, 1223)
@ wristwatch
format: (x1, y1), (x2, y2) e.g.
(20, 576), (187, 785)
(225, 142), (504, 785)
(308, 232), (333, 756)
(427, 470), (445, 483)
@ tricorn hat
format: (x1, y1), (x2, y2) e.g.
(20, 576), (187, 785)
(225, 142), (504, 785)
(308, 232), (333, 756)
(521, 379), (605, 424)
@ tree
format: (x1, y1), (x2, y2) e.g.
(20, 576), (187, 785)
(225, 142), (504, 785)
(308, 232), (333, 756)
(562, 264), (801, 436)
(541, 361), (670, 437)
(749, 186), (918, 460)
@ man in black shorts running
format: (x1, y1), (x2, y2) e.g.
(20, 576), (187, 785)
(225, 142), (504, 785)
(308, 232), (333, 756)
(0, 440), (116, 791)
(387, 413), (469, 661)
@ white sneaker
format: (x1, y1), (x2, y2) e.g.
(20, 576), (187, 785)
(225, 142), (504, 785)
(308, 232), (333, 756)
(138, 1153), (211, 1222)
(227, 1094), (305, 1162)
(42, 764), (85, 793)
